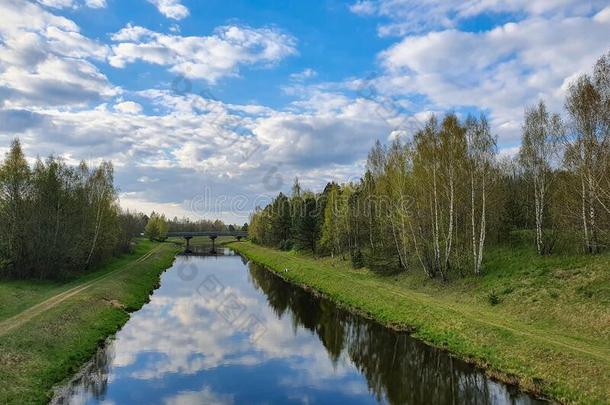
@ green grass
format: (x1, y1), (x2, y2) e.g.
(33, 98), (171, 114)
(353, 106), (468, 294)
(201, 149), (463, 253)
(0, 239), (181, 404)
(228, 241), (610, 405)
(0, 239), (160, 321)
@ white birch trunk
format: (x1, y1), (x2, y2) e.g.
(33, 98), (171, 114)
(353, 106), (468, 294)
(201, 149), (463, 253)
(476, 175), (487, 274)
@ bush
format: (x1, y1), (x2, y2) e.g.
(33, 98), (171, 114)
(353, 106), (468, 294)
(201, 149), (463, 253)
(351, 249), (364, 269)
(487, 290), (500, 306)
(279, 239), (294, 251)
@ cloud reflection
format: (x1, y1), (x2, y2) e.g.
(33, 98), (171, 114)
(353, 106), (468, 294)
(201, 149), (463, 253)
(53, 254), (545, 405)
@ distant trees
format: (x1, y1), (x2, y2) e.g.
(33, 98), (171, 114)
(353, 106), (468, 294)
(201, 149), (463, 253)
(0, 140), (239, 280)
(117, 210), (148, 252)
(0, 139), (137, 279)
(248, 52), (610, 279)
(145, 213), (169, 241)
(167, 217), (227, 232)
(249, 114), (497, 278)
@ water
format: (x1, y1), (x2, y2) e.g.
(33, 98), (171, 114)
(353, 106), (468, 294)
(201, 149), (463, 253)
(52, 248), (546, 404)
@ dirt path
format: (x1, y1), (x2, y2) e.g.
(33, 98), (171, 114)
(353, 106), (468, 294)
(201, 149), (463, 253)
(0, 245), (162, 338)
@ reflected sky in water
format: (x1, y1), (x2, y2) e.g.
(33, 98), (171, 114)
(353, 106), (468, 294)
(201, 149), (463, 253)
(52, 249), (546, 405)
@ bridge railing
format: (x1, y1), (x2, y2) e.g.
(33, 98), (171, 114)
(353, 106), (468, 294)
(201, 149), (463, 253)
(166, 231), (248, 238)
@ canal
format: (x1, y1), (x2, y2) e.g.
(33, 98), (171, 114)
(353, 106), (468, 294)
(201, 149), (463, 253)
(52, 248), (545, 404)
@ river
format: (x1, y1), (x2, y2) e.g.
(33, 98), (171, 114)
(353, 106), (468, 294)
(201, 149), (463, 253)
(51, 248), (546, 404)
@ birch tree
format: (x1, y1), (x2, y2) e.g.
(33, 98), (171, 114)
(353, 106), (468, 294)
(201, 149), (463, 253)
(412, 116), (443, 278)
(565, 52), (610, 253)
(0, 139), (131, 279)
(465, 115), (496, 275)
(320, 183), (342, 257)
(0, 139), (30, 277)
(382, 139), (413, 271)
(519, 101), (562, 255)
(438, 114), (467, 275)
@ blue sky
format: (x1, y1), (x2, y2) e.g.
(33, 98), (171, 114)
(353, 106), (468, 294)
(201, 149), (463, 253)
(0, 0), (609, 223)
(67, 0), (391, 108)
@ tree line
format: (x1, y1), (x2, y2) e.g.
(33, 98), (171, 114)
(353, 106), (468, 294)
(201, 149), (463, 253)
(144, 214), (245, 241)
(0, 139), (148, 279)
(249, 52), (610, 279)
(0, 140), (247, 279)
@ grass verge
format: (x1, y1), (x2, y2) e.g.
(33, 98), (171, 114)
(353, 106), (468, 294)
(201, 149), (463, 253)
(0, 240), (181, 404)
(228, 241), (610, 405)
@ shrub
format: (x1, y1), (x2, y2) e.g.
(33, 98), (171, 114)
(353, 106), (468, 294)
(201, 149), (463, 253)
(351, 249), (364, 269)
(487, 290), (500, 306)
(279, 239), (294, 251)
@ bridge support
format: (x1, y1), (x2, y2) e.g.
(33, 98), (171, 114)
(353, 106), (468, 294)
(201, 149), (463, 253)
(184, 236), (193, 253)
(210, 235), (217, 254)
(236, 236), (242, 242)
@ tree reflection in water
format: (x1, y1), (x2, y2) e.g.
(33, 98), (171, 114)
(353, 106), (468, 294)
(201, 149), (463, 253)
(52, 254), (545, 405)
(247, 262), (545, 405)
(51, 341), (115, 404)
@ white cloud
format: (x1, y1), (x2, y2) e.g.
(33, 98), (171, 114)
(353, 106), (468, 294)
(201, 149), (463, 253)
(350, 0), (609, 36)
(147, 0), (189, 20)
(84, 0), (106, 8)
(290, 68), (317, 81)
(497, 146), (520, 159)
(377, 16), (610, 143)
(1, 82), (396, 221)
(594, 6), (610, 23)
(37, 0), (107, 9)
(44, 26), (109, 59)
(1, 0), (78, 35)
(0, 0), (114, 108)
(109, 24), (297, 83)
(37, 0), (75, 8)
(114, 101), (143, 114)
(0, 55), (117, 108)
(349, 1), (376, 16)
(4, 0), (609, 224)
(163, 386), (233, 405)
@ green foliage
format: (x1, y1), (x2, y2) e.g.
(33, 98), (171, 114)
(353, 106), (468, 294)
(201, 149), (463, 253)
(166, 216), (226, 232)
(293, 195), (320, 252)
(0, 241), (180, 404)
(279, 239), (293, 251)
(145, 213), (169, 241)
(248, 182), (322, 253)
(487, 290), (500, 306)
(0, 139), (142, 279)
(230, 241), (610, 405)
(245, 54), (610, 281)
(350, 249), (364, 269)
(319, 183), (341, 255)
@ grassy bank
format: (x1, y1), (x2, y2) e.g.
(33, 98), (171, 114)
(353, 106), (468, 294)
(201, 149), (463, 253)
(0, 239), (181, 404)
(228, 241), (610, 404)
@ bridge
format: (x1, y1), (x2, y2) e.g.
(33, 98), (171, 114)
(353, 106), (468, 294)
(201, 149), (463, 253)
(167, 231), (248, 252)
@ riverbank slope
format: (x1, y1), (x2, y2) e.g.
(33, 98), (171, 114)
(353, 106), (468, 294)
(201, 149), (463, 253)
(228, 241), (610, 404)
(0, 240), (181, 404)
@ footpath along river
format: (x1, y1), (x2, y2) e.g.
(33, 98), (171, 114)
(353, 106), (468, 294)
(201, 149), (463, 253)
(52, 248), (546, 404)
